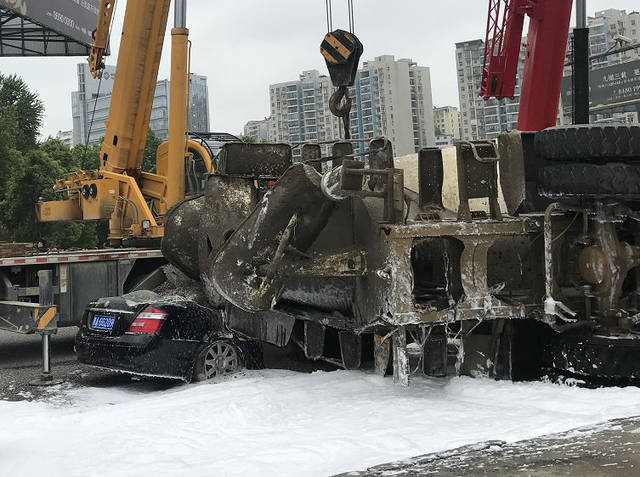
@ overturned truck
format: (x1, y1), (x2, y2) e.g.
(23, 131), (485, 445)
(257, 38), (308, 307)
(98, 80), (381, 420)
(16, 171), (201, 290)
(163, 124), (640, 384)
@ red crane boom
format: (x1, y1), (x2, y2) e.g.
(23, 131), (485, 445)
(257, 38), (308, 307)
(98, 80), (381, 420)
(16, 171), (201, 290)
(480, 0), (573, 131)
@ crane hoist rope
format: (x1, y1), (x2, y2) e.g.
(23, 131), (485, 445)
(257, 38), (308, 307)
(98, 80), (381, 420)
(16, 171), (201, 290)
(83, 0), (118, 165)
(324, 0), (354, 33)
(321, 0), (362, 140)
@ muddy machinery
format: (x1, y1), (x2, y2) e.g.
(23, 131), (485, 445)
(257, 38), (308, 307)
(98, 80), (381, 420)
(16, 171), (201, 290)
(36, 0), (215, 246)
(161, 0), (640, 385)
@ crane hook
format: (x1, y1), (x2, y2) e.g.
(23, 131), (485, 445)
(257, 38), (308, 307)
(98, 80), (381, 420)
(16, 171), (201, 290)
(330, 86), (352, 139)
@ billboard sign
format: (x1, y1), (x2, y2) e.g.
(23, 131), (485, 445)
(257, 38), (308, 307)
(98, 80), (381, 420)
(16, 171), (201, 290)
(0, 0), (100, 47)
(562, 59), (640, 110)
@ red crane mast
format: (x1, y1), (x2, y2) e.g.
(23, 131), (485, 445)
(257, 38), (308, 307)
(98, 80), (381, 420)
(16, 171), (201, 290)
(480, 0), (574, 131)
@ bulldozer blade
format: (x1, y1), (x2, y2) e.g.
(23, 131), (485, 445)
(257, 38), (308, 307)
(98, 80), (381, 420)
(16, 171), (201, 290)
(209, 163), (335, 312)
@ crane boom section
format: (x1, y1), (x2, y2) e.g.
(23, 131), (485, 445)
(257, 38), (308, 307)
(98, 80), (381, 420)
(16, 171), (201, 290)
(99, 0), (171, 177)
(517, 0), (573, 131)
(88, 0), (115, 79)
(481, 0), (573, 131)
(480, 0), (525, 100)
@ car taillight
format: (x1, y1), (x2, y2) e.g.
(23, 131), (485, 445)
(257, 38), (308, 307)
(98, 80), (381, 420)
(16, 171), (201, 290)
(127, 306), (167, 334)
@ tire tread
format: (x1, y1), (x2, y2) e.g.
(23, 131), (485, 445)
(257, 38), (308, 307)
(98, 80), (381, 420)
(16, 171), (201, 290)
(535, 124), (640, 161)
(540, 163), (640, 198)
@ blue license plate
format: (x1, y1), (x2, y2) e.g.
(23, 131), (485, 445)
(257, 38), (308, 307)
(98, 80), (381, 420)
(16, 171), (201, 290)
(91, 314), (116, 331)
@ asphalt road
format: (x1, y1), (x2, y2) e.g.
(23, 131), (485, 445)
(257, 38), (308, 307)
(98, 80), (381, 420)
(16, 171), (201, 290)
(0, 327), (334, 401)
(0, 327), (169, 401)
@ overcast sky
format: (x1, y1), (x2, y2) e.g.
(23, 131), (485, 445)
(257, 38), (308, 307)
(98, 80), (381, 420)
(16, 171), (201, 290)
(1, 0), (638, 139)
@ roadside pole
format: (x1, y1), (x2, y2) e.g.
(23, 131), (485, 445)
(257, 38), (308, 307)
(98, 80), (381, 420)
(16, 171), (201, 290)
(573, 0), (590, 124)
(29, 270), (62, 386)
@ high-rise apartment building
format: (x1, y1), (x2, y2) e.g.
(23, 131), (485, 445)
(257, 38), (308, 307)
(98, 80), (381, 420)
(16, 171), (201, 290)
(562, 9), (640, 123)
(347, 55), (435, 157)
(72, 63), (210, 146)
(433, 106), (460, 139)
(456, 39), (525, 140)
(268, 70), (343, 154)
(264, 56), (435, 158)
(457, 9), (639, 139)
(587, 9), (640, 69)
(243, 118), (272, 142)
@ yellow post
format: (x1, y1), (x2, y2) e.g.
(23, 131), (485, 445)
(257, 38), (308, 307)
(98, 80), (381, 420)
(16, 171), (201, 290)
(166, 0), (189, 209)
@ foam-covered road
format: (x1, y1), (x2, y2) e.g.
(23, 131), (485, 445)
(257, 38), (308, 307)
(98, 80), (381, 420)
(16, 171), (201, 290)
(4, 329), (640, 476)
(3, 367), (640, 477)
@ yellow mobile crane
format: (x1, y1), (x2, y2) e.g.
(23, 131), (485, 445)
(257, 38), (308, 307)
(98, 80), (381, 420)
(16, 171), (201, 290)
(36, 0), (213, 246)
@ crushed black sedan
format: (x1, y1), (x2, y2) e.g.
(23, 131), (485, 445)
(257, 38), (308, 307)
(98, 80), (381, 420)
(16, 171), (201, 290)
(76, 290), (262, 382)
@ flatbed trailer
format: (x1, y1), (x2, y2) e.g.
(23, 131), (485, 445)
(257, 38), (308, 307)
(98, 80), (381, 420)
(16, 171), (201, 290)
(0, 248), (165, 335)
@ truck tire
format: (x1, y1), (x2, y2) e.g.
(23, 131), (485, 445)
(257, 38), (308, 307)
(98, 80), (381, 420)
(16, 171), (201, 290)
(534, 124), (640, 161)
(539, 163), (640, 198)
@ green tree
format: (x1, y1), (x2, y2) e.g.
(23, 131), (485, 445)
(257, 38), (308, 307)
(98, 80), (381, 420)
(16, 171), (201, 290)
(0, 74), (43, 152)
(1, 149), (63, 241)
(40, 138), (74, 170)
(0, 122), (22, 206)
(237, 135), (257, 143)
(70, 142), (101, 171)
(142, 129), (163, 173)
(0, 76), (170, 249)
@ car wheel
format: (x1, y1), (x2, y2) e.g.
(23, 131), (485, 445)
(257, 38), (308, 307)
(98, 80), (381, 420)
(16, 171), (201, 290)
(194, 339), (243, 381)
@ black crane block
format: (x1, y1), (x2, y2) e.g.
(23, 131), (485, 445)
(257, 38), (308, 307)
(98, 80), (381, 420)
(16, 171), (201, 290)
(320, 29), (363, 87)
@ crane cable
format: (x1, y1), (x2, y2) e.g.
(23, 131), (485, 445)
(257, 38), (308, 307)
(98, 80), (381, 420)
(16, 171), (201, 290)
(82, 0), (118, 163)
(324, 0), (357, 139)
(325, 0), (355, 33)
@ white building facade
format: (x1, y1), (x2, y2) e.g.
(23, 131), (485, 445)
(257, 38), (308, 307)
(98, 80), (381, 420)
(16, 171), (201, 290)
(264, 56), (436, 158)
(268, 70), (343, 154)
(55, 130), (73, 148)
(587, 9), (640, 69)
(433, 105), (461, 140)
(243, 118), (273, 142)
(456, 39), (525, 141)
(347, 55), (436, 157)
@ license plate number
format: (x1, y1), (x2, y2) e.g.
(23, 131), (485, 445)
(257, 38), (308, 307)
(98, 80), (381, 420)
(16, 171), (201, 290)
(91, 314), (115, 331)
